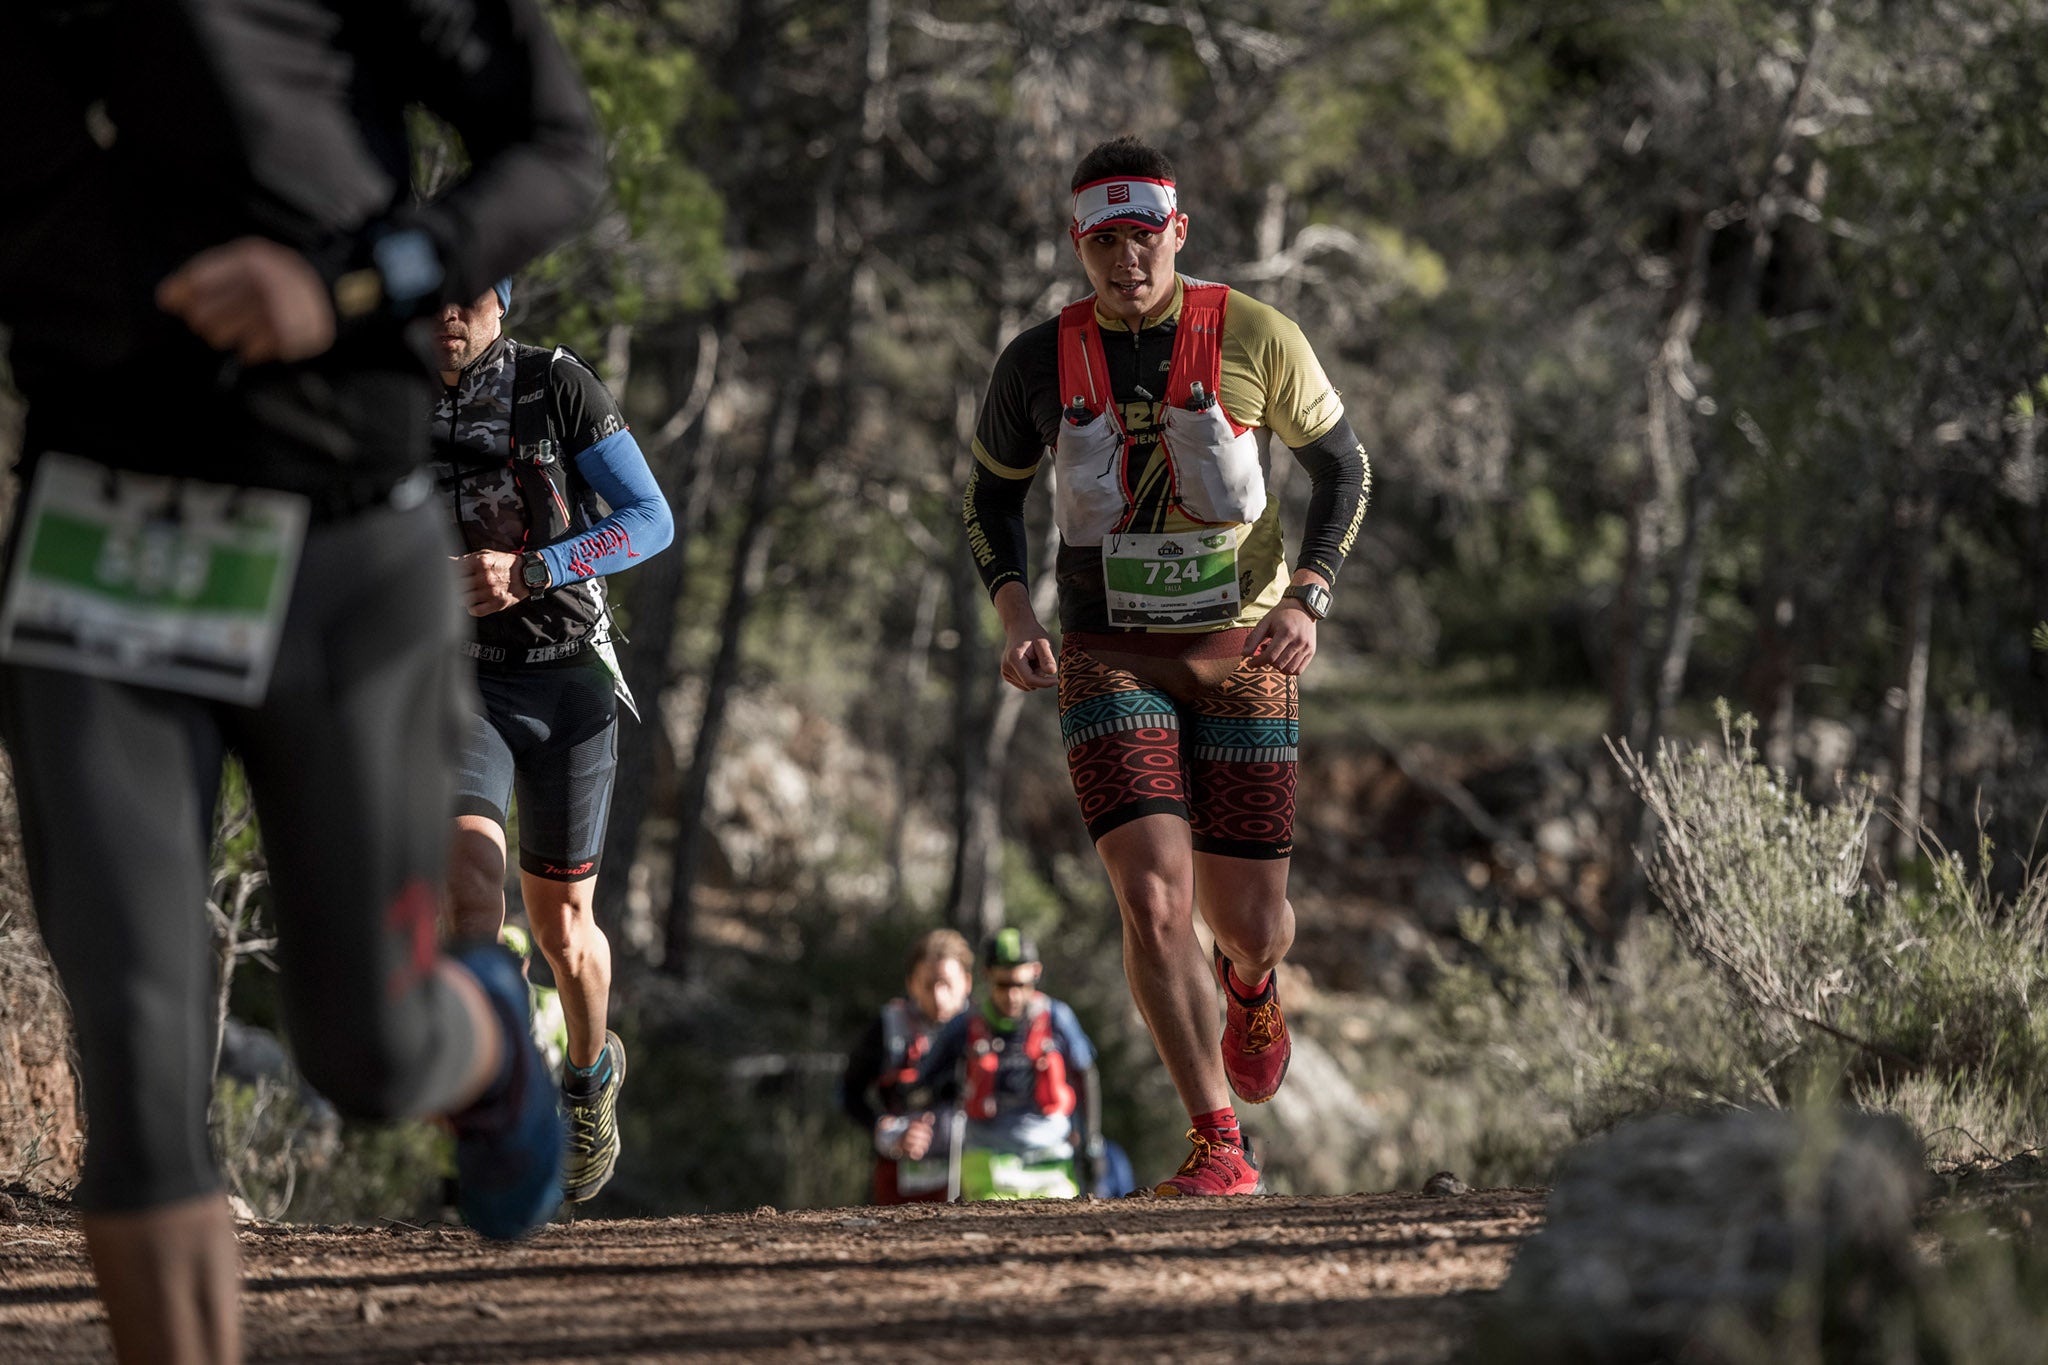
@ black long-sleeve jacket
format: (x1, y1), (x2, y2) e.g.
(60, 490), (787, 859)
(0, 0), (604, 500)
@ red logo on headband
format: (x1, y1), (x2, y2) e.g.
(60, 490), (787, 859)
(1107, 184), (1131, 204)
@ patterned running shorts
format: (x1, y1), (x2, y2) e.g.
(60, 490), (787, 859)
(1056, 630), (1298, 860)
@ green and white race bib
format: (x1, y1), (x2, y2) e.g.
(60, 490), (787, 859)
(959, 1149), (1080, 1201)
(1103, 526), (1242, 628)
(0, 452), (308, 705)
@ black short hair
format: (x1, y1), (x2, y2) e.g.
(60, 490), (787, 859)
(1070, 136), (1175, 191)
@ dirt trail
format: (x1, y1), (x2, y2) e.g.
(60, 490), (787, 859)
(0, 1189), (1544, 1363)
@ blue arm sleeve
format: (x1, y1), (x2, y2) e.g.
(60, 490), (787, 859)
(1051, 1001), (1096, 1071)
(538, 429), (675, 585)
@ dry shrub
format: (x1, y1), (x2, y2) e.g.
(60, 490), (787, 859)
(1419, 703), (2048, 1189)
(1614, 704), (2048, 1161)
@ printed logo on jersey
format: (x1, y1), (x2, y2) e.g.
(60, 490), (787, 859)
(566, 524), (637, 578)
(1116, 397), (1183, 533)
(1299, 387), (1341, 433)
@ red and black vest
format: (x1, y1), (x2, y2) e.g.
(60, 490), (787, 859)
(963, 995), (1076, 1122)
(877, 997), (937, 1111)
(1048, 280), (1267, 545)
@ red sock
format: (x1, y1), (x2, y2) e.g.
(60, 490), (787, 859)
(1227, 963), (1270, 998)
(1192, 1107), (1240, 1145)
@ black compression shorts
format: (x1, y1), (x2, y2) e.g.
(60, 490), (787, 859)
(453, 658), (619, 882)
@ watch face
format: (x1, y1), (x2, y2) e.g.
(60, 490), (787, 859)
(523, 559), (547, 588)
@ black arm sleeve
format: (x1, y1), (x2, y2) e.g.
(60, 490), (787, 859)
(963, 461), (1035, 599)
(387, 0), (606, 310)
(837, 1016), (888, 1130)
(1289, 414), (1371, 585)
(964, 318), (1060, 599)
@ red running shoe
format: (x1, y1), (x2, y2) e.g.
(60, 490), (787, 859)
(1151, 1128), (1260, 1197)
(1215, 946), (1290, 1104)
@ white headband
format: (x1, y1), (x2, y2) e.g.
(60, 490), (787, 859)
(1071, 176), (1178, 237)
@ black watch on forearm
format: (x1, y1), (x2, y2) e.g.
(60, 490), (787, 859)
(1282, 581), (1332, 620)
(332, 226), (446, 322)
(518, 551), (553, 596)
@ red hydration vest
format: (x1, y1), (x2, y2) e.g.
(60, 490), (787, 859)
(1058, 282), (1246, 427)
(963, 995), (1076, 1121)
(1051, 281), (1263, 540)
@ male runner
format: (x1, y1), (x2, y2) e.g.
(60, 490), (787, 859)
(0, 3), (602, 1360)
(915, 930), (1106, 1201)
(433, 279), (673, 1204)
(839, 928), (975, 1204)
(962, 136), (1370, 1196)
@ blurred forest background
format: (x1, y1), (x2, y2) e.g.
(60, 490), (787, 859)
(5, 0), (2048, 1220)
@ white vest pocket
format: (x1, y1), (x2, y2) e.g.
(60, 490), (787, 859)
(1162, 405), (1266, 525)
(1052, 414), (1129, 546)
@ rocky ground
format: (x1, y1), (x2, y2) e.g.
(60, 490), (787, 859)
(0, 1186), (1545, 1363)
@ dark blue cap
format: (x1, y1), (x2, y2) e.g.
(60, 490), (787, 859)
(493, 279), (512, 313)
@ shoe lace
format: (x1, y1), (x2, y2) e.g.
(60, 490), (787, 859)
(565, 1087), (611, 1154)
(1241, 1000), (1282, 1054)
(1174, 1128), (1238, 1179)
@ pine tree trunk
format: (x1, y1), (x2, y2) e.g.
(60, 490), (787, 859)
(1892, 487), (1935, 865)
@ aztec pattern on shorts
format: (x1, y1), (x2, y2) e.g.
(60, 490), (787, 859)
(1186, 662), (1298, 860)
(1058, 645), (1186, 837)
(1056, 640), (1298, 857)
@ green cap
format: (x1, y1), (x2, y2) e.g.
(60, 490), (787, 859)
(984, 927), (1039, 969)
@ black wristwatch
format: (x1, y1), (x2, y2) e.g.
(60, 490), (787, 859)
(1282, 582), (1332, 620)
(518, 551), (552, 596)
(333, 226), (446, 321)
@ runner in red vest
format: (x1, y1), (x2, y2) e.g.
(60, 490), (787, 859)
(838, 929), (975, 1203)
(915, 931), (1106, 1200)
(961, 136), (1371, 1195)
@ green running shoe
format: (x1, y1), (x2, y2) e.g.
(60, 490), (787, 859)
(561, 1030), (626, 1204)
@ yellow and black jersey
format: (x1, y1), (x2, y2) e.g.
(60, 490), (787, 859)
(964, 276), (1369, 633)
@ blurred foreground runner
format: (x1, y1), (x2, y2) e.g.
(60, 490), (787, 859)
(0, 3), (602, 1361)
(961, 136), (1370, 1195)
(432, 278), (673, 1205)
(839, 928), (975, 1203)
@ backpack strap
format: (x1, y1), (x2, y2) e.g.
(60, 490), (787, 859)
(880, 999), (914, 1069)
(1056, 296), (1117, 418)
(1021, 996), (1054, 1057)
(1163, 281), (1249, 435)
(508, 342), (572, 542)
